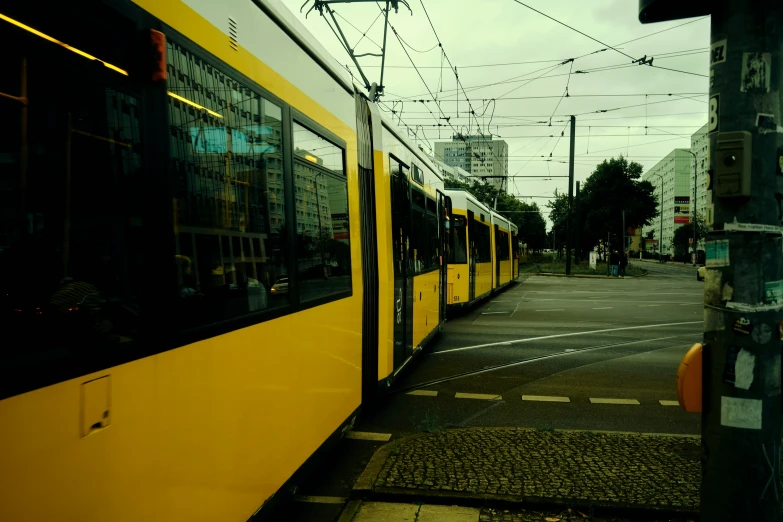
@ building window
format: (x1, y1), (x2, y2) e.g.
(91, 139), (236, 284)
(168, 41), (286, 327)
(292, 122), (351, 302)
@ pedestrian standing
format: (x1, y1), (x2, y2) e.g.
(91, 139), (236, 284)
(610, 250), (620, 277)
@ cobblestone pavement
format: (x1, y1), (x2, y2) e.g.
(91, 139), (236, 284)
(370, 428), (700, 511)
(478, 507), (696, 522)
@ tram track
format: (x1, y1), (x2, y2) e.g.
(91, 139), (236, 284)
(390, 334), (687, 395)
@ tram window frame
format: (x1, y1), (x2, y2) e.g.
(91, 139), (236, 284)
(497, 228), (510, 261)
(410, 188), (426, 273)
(167, 37), (294, 331)
(448, 215), (467, 264)
(291, 116), (351, 305)
(161, 27), (354, 337)
(0, 4), (157, 401)
(475, 221), (492, 263)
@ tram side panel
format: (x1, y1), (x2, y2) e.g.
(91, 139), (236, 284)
(0, 2), (364, 521)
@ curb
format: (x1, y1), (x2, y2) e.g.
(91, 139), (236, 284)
(350, 429), (699, 520)
(535, 272), (647, 279)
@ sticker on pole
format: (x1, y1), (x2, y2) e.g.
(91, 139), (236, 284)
(765, 280), (783, 303)
(705, 239), (729, 267)
(710, 39), (727, 66)
(721, 396), (762, 430)
(708, 94), (719, 132)
(740, 52), (771, 93)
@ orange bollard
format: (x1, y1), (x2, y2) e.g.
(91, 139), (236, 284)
(676, 343), (702, 412)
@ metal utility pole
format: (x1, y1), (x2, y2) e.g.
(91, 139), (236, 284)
(566, 115), (575, 275)
(575, 180), (581, 264)
(641, 2), (783, 521)
(684, 149), (698, 265)
(622, 210), (626, 255)
(650, 171), (664, 263)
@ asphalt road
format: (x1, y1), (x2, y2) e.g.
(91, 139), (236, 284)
(266, 260), (704, 521)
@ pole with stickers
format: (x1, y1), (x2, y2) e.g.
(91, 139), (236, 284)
(640, 1), (783, 520)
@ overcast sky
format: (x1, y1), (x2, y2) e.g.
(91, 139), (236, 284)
(284, 0), (710, 228)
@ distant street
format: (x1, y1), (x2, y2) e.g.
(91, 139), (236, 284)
(273, 261), (704, 521)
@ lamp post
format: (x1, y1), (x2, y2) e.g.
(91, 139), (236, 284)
(683, 150), (698, 265)
(649, 172), (664, 263)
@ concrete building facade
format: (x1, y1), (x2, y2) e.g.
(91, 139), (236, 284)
(642, 149), (692, 257)
(690, 123), (709, 250)
(431, 157), (471, 184)
(434, 135), (508, 189)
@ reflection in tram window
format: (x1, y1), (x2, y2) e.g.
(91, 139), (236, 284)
(449, 216), (467, 264)
(168, 42), (287, 327)
(292, 122), (351, 302)
(0, 27), (143, 369)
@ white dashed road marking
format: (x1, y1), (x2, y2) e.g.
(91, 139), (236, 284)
(592, 306), (613, 310)
(535, 309), (565, 312)
(659, 400), (680, 406)
(590, 398), (641, 405)
(522, 395), (570, 403)
(455, 392), (502, 400)
(407, 390), (438, 397)
(345, 431), (392, 441)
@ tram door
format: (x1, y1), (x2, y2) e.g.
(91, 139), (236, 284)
(437, 192), (449, 321)
(390, 157), (413, 369)
(467, 210), (476, 302)
(494, 224), (501, 288)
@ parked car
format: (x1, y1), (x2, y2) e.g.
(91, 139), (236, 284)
(697, 265), (706, 281)
(271, 277), (289, 295)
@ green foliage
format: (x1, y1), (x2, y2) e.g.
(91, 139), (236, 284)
(574, 156), (658, 259)
(444, 177), (547, 250)
(546, 190), (569, 253)
(672, 213), (708, 256)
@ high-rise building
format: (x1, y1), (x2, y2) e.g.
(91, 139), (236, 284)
(642, 149), (693, 257)
(690, 123), (709, 249)
(434, 135), (508, 189)
(430, 157), (471, 184)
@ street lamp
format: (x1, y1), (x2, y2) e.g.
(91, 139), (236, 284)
(683, 150), (698, 266)
(649, 172), (664, 264)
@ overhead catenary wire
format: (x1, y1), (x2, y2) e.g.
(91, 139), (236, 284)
(510, 0), (635, 60)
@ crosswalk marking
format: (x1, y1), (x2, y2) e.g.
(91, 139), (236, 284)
(345, 431), (392, 441)
(407, 390), (438, 397)
(590, 398), (641, 405)
(455, 392), (502, 400)
(659, 400), (680, 406)
(522, 395), (570, 402)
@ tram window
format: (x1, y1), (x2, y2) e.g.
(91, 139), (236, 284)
(410, 189), (426, 273)
(497, 229), (510, 261)
(0, 21), (143, 375)
(449, 216), (467, 264)
(511, 233), (519, 258)
(475, 222), (492, 263)
(168, 41), (287, 328)
(293, 122), (351, 302)
(426, 211), (439, 268)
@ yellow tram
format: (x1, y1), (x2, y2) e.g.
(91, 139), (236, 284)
(0, 0), (447, 520)
(444, 189), (519, 311)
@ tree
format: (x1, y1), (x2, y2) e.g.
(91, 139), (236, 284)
(443, 177), (547, 251)
(671, 213), (708, 258)
(576, 156), (658, 258)
(546, 190), (569, 256)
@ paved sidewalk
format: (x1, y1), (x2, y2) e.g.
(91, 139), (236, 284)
(353, 428), (701, 517)
(341, 501), (694, 522)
